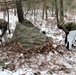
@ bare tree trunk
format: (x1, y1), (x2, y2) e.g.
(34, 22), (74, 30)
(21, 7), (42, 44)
(33, 3), (35, 18)
(45, 7), (48, 20)
(55, 0), (64, 28)
(33, 3), (36, 24)
(16, 0), (24, 23)
(55, 0), (67, 44)
(14, 8), (17, 16)
(60, 0), (64, 23)
(54, 0), (59, 25)
(51, 5), (54, 17)
(14, 2), (17, 16)
(5, 2), (9, 23)
(5, 1), (11, 34)
(3, 11), (6, 19)
(42, 2), (45, 19)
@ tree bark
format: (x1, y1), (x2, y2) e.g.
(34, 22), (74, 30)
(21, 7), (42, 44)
(45, 6), (48, 20)
(16, 0), (24, 23)
(54, 0), (59, 25)
(60, 0), (64, 23)
(42, 2), (45, 19)
(51, 5), (54, 17)
(5, 1), (11, 34)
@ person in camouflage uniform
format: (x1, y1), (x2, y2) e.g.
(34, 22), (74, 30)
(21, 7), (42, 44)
(62, 22), (76, 34)
(0, 19), (10, 42)
(61, 22), (76, 50)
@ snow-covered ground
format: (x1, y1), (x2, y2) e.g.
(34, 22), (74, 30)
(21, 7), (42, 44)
(0, 9), (76, 75)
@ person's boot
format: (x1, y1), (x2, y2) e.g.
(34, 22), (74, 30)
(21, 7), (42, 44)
(66, 42), (69, 50)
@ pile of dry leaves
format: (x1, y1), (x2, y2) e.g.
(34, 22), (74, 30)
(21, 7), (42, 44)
(4, 41), (54, 54)
(0, 41), (66, 71)
(2, 40), (66, 59)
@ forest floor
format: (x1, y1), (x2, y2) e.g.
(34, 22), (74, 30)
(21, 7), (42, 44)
(0, 40), (76, 75)
(0, 9), (76, 75)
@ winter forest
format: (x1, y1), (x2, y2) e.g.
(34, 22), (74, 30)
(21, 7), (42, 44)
(0, 0), (76, 75)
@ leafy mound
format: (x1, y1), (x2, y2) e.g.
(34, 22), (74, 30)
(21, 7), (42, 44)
(11, 19), (50, 48)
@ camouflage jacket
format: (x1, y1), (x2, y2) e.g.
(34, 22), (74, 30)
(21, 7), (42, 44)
(62, 22), (76, 33)
(0, 19), (6, 24)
